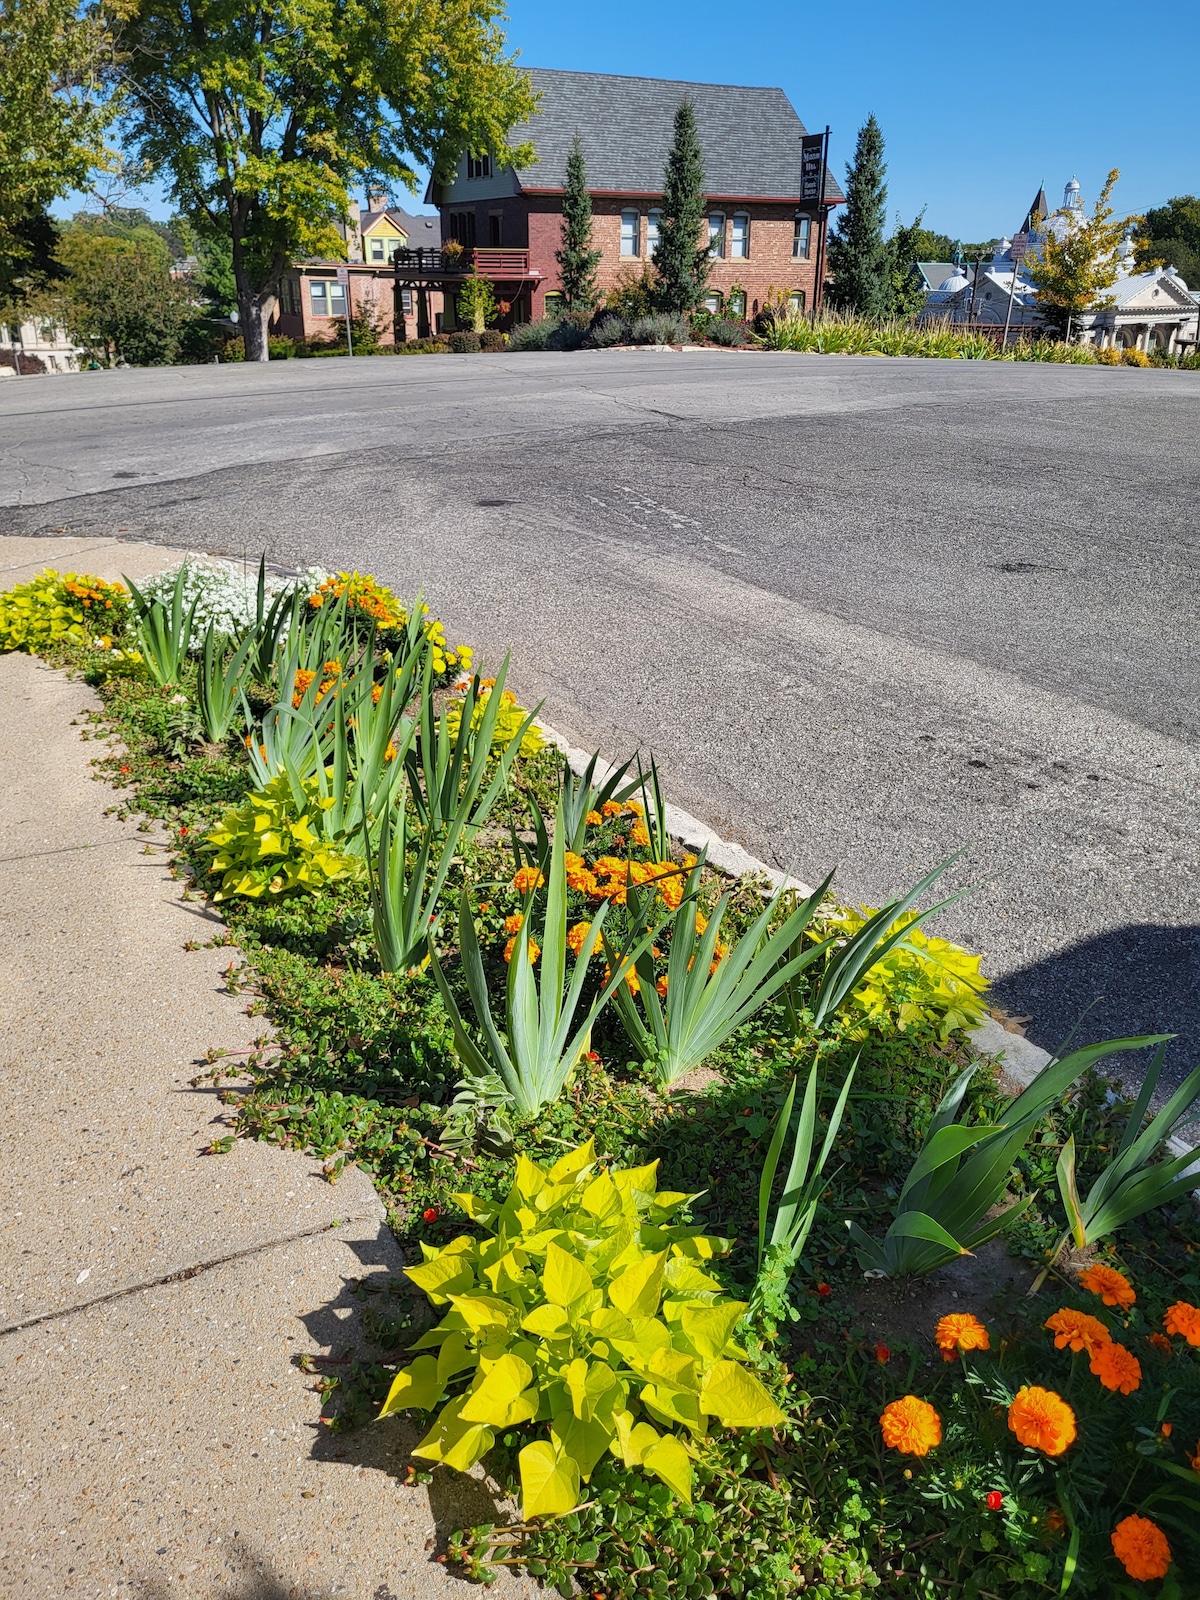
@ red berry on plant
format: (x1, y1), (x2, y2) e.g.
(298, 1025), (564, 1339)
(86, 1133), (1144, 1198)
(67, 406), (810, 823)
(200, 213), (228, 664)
(817, 1282), (832, 1297)
(875, 1343), (890, 1363)
(422, 1207), (439, 1224)
(986, 1491), (1003, 1510)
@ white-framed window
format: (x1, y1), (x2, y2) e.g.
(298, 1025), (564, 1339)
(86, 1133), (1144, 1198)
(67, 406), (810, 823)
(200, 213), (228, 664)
(400, 288), (414, 315)
(310, 280), (346, 316)
(646, 209), (662, 255)
(368, 237), (386, 262)
(793, 216), (812, 259)
(703, 292), (723, 314)
(707, 213), (725, 256)
(730, 213), (749, 259)
(467, 153), (492, 180)
(620, 209), (640, 257)
(787, 290), (806, 314)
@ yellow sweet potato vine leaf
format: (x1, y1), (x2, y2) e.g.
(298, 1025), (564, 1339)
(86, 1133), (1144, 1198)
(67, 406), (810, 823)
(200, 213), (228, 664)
(376, 1141), (788, 1520)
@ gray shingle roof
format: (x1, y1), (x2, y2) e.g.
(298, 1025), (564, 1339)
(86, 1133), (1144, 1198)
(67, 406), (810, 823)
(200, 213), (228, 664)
(361, 206), (442, 244)
(509, 67), (842, 203)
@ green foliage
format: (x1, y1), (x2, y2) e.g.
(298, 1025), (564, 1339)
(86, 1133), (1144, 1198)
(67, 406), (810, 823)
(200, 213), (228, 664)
(0, 0), (113, 305)
(377, 1139), (785, 1518)
(849, 1036), (1171, 1276)
(454, 270), (499, 336)
(51, 218), (197, 366)
(631, 311), (689, 345)
(448, 329), (481, 352)
(430, 798), (652, 1115)
(757, 309), (1101, 364)
(1055, 1043), (1200, 1252)
(886, 213), (931, 317)
(109, 0), (537, 358)
(826, 115), (891, 317)
(0, 568), (129, 652)
(197, 626), (253, 743)
(652, 100), (711, 314)
(452, 1432), (879, 1597)
(202, 772), (359, 899)
(126, 567), (200, 686)
(555, 133), (601, 310)
(1133, 194), (1200, 287)
(605, 265), (657, 320)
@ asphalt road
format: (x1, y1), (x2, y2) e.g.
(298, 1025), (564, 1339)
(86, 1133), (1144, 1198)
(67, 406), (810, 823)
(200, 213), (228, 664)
(3, 350), (1198, 1087)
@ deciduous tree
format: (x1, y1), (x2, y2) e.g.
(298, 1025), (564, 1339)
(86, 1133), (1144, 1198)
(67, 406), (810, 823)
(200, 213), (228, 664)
(1025, 169), (1137, 338)
(0, 0), (113, 304)
(1134, 195), (1200, 288)
(825, 114), (890, 317)
(106, 0), (536, 360)
(652, 99), (709, 315)
(555, 133), (600, 310)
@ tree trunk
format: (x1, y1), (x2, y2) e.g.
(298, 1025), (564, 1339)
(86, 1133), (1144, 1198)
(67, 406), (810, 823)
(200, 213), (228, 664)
(240, 290), (278, 362)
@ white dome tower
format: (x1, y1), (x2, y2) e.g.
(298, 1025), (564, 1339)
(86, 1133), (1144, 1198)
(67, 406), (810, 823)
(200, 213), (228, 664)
(1063, 176), (1082, 211)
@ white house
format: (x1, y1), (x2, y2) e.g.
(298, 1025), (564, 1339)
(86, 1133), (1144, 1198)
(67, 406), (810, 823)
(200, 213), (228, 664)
(0, 316), (83, 375)
(1076, 236), (1199, 354)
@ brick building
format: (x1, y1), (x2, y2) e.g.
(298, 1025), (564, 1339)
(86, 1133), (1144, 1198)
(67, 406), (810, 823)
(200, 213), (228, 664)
(402, 68), (841, 333)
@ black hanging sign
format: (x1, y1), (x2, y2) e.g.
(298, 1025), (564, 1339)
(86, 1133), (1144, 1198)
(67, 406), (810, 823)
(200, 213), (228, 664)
(800, 134), (825, 205)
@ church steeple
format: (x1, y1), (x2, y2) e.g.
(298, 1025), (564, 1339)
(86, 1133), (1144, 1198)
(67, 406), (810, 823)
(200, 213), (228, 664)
(1021, 184), (1049, 233)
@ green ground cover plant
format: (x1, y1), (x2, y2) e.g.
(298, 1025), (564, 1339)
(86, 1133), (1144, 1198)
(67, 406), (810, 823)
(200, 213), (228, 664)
(8, 555), (1200, 1598)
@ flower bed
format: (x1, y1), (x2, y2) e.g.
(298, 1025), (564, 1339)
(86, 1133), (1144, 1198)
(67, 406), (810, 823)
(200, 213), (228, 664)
(7, 553), (1200, 1598)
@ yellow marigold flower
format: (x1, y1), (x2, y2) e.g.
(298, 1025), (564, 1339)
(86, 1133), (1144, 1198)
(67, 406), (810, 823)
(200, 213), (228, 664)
(1007, 1386), (1076, 1456)
(1089, 1341), (1141, 1395)
(656, 975), (669, 998)
(503, 935), (539, 964)
(512, 865), (545, 894)
(630, 820), (651, 847)
(658, 873), (684, 911)
(1164, 1302), (1200, 1346)
(1077, 1264), (1135, 1309)
(504, 913), (524, 935)
(624, 800), (644, 817)
(694, 912), (708, 935)
(935, 1312), (990, 1361)
(371, 683), (383, 704)
(566, 921), (592, 957)
(586, 809), (603, 826)
(880, 1395), (941, 1457)
(1111, 1514), (1171, 1581)
(601, 799), (624, 817)
(1045, 1308), (1111, 1355)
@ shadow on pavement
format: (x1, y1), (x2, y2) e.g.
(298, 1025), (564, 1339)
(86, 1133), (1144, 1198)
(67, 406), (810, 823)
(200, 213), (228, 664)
(991, 922), (1200, 1091)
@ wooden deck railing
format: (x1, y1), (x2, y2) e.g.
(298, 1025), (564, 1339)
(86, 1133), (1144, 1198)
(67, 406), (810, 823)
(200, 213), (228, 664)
(393, 247), (535, 279)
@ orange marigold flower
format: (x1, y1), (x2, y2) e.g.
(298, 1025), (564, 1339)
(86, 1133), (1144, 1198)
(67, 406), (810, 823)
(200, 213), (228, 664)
(656, 975), (669, 998)
(503, 935), (539, 964)
(1045, 1308), (1111, 1355)
(371, 683), (383, 704)
(504, 913), (524, 935)
(1146, 1332), (1173, 1357)
(1007, 1386), (1077, 1456)
(1111, 1514), (1171, 1581)
(630, 820), (651, 848)
(1077, 1264), (1135, 1309)
(1089, 1341), (1142, 1395)
(1164, 1302), (1200, 1346)
(1188, 1439), (1200, 1473)
(585, 810), (603, 826)
(624, 800), (644, 817)
(601, 800), (624, 818)
(566, 921), (592, 957)
(935, 1312), (991, 1361)
(880, 1395), (941, 1457)
(1046, 1508), (1066, 1533)
(512, 865), (545, 894)
(694, 912), (709, 935)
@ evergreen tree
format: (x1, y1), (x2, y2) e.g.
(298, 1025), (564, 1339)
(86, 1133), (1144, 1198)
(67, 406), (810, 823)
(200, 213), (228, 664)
(555, 133), (600, 310)
(652, 99), (710, 314)
(825, 114), (890, 317)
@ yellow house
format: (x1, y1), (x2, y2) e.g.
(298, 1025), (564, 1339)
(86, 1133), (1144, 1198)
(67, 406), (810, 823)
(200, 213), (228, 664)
(360, 208), (409, 265)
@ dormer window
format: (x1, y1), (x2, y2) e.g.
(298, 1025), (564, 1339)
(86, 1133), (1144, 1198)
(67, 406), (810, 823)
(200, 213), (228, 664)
(467, 154), (492, 180)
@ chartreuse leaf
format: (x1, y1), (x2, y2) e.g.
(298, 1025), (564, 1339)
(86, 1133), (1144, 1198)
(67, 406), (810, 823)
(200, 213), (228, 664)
(613, 1411), (661, 1466)
(378, 1355), (445, 1418)
(699, 1361), (786, 1427)
(543, 1241), (594, 1307)
(678, 1302), (747, 1360)
(458, 1353), (539, 1426)
(412, 1395), (495, 1472)
(643, 1432), (694, 1502)
(436, 1333), (476, 1386)
(549, 1139), (596, 1181)
(552, 1411), (615, 1478)
(609, 1250), (667, 1317)
(519, 1441), (581, 1518)
(447, 1292), (515, 1334)
(405, 1250), (475, 1302)
(522, 1303), (570, 1338)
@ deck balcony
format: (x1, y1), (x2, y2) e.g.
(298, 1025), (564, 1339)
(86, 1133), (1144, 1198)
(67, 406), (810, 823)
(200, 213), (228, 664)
(393, 247), (540, 283)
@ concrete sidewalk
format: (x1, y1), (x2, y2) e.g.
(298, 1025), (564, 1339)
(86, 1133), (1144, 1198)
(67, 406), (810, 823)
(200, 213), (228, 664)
(0, 537), (531, 1598)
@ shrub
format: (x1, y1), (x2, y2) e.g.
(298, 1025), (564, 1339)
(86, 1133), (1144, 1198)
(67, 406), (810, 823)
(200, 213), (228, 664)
(590, 312), (628, 347)
(1122, 346), (1151, 367)
(448, 330), (481, 353)
(546, 312), (589, 351)
(605, 265), (657, 321)
(268, 335), (297, 359)
(377, 1139), (785, 1518)
(202, 772), (360, 900)
(478, 329), (506, 352)
(630, 312), (689, 346)
(507, 318), (554, 351)
(1095, 346), (1123, 365)
(0, 569), (130, 653)
(704, 315), (749, 348)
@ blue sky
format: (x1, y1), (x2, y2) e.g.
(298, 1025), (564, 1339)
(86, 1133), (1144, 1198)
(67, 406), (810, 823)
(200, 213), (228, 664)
(58, 0), (1193, 241)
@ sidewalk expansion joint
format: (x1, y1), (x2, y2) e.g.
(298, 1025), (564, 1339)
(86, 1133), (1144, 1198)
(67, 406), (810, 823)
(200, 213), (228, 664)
(0, 1212), (381, 1339)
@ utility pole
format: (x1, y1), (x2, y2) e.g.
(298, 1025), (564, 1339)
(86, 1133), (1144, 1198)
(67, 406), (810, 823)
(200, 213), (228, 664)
(337, 265), (353, 355)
